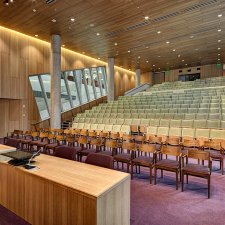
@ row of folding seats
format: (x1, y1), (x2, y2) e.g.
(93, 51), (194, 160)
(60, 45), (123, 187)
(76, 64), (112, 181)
(72, 123), (130, 134)
(146, 126), (225, 140)
(73, 118), (225, 129)
(77, 110), (221, 120)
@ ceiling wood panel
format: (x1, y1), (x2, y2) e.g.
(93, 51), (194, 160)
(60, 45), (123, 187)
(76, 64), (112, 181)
(0, 0), (225, 72)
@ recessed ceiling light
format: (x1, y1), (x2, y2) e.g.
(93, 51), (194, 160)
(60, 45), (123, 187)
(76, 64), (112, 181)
(173, 49), (176, 52)
(218, 47), (221, 50)
(218, 58), (221, 60)
(218, 53), (221, 56)
(185, 64), (188, 66)
(138, 56), (141, 59)
(158, 68), (161, 70)
(182, 59), (184, 62)
(35, 34), (38, 37)
(128, 50), (131, 53)
(70, 18), (75, 22)
(98, 57), (101, 60)
(178, 54), (181, 57)
(166, 41), (170, 44)
(218, 14), (222, 18)
(153, 65), (155, 67)
(157, 31), (161, 34)
(158, 56), (161, 58)
(146, 60), (149, 63)
(144, 16), (149, 20)
(190, 35), (194, 38)
(32, 8), (37, 12)
(146, 46), (149, 49)
(195, 48), (199, 51)
(89, 24), (94, 27)
(62, 44), (65, 47)
(218, 29), (222, 32)
(218, 40), (221, 42)
(114, 42), (118, 46)
(52, 19), (57, 23)
(96, 33), (100, 36)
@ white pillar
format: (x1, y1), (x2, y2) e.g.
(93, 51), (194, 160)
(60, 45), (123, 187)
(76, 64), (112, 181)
(136, 68), (141, 87)
(50, 34), (61, 129)
(107, 57), (115, 101)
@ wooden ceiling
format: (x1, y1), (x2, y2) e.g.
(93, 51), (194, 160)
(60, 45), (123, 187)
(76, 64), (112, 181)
(0, 0), (225, 72)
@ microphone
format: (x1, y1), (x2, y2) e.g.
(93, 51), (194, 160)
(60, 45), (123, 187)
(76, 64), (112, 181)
(24, 149), (41, 169)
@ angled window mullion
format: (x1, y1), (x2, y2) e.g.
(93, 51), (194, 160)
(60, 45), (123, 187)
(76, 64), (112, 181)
(90, 68), (97, 99)
(73, 70), (82, 105)
(102, 66), (108, 93)
(38, 75), (50, 116)
(96, 67), (103, 96)
(63, 72), (74, 108)
(82, 69), (90, 102)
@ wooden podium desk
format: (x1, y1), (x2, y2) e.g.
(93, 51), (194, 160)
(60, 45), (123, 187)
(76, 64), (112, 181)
(0, 144), (17, 161)
(0, 154), (130, 225)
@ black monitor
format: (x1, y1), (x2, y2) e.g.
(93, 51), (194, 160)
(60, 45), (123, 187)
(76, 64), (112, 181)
(1, 151), (34, 166)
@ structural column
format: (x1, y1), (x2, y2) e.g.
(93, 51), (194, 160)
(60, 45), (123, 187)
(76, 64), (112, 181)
(107, 57), (115, 101)
(50, 34), (61, 128)
(136, 68), (141, 87)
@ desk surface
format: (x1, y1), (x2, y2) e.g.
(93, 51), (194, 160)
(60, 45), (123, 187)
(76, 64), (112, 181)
(14, 154), (129, 198)
(0, 144), (16, 153)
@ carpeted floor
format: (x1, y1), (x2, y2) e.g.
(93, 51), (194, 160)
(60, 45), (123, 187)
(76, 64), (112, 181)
(1, 138), (225, 225)
(130, 165), (225, 225)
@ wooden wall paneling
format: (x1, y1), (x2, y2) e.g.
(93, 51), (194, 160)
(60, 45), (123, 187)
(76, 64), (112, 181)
(141, 72), (153, 84)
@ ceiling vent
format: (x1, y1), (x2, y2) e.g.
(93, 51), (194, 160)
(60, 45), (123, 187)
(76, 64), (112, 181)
(45, 0), (56, 4)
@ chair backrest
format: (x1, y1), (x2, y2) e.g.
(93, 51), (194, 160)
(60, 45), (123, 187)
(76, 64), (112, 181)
(54, 146), (77, 160)
(90, 138), (102, 147)
(85, 153), (114, 169)
(122, 134), (133, 141)
(203, 140), (221, 151)
(78, 136), (88, 145)
(105, 139), (118, 148)
(148, 135), (162, 144)
(187, 149), (210, 162)
(182, 139), (199, 148)
(122, 142), (136, 151)
(166, 137), (180, 146)
(139, 143), (157, 154)
(88, 131), (97, 138)
(80, 129), (88, 136)
(161, 145), (181, 157)
(134, 135), (145, 143)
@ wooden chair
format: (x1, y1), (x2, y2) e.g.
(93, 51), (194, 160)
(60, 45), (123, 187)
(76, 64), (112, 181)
(154, 145), (182, 190)
(99, 139), (118, 156)
(203, 140), (224, 175)
(131, 143), (157, 183)
(78, 138), (102, 161)
(114, 142), (136, 172)
(45, 135), (65, 154)
(21, 131), (38, 150)
(166, 137), (180, 146)
(182, 149), (212, 198)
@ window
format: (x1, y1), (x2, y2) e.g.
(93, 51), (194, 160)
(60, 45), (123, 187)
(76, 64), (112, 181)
(98, 67), (107, 96)
(91, 68), (101, 98)
(40, 74), (51, 111)
(61, 74), (72, 112)
(75, 70), (88, 104)
(64, 71), (80, 107)
(29, 76), (49, 120)
(84, 68), (95, 101)
(29, 66), (107, 120)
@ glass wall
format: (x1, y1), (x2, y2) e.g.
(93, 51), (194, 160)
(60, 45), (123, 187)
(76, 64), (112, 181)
(29, 66), (107, 120)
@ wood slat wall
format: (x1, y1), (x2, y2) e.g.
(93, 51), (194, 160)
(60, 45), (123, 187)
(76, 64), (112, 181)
(164, 64), (223, 82)
(0, 26), (135, 136)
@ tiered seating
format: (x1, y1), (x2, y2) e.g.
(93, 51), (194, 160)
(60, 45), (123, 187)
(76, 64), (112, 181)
(148, 76), (225, 92)
(73, 86), (225, 131)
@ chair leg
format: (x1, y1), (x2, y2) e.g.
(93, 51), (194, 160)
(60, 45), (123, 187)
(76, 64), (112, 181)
(221, 159), (224, 175)
(131, 162), (134, 180)
(150, 167), (152, 184)
(176, 171), (178, 190)
(182, 171), (184, 192)
(122, 163), (124, 170)
(208, 176), (211, 199)
(127, 163), (129, 173)
(186, 174), (188, 184)
(154, 167), (157, 185)
(161, 170), (163, 178)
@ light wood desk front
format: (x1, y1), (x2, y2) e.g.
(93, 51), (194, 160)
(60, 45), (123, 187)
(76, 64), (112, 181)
(0, 154), (130, 225)
(0, 144), (16, 161)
